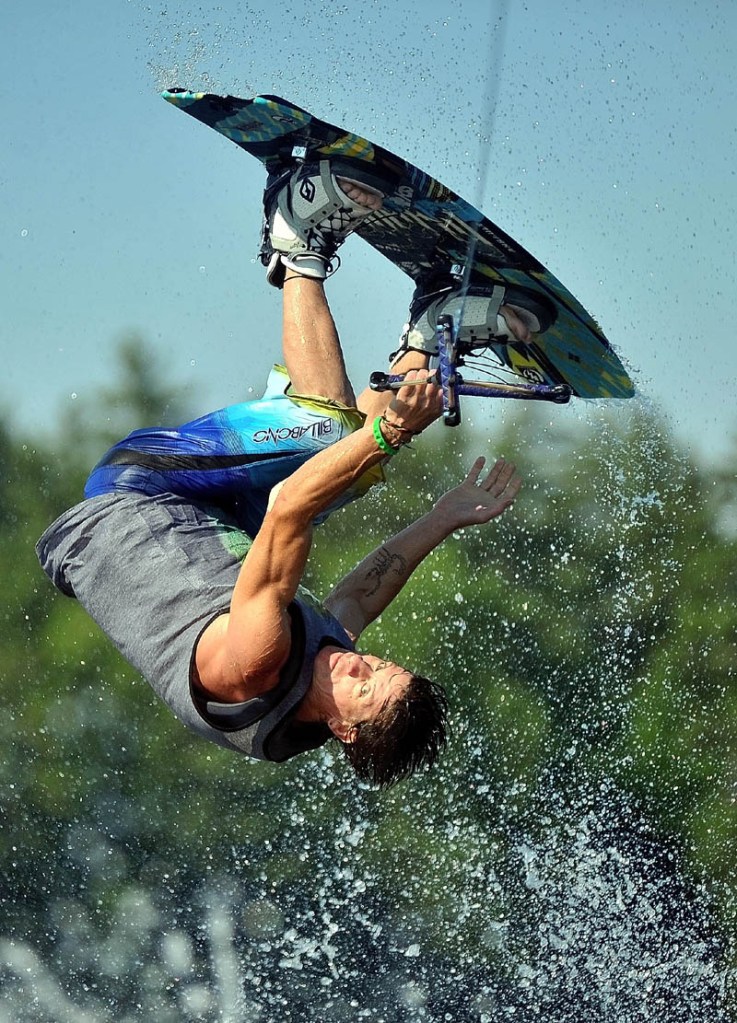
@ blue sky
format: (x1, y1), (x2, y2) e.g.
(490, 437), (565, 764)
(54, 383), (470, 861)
(4, 0), (736, 463)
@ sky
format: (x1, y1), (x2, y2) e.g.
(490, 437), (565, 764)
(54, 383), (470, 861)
(3, 0), (736, 465)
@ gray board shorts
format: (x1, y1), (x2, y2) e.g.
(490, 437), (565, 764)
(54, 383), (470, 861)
(37, 491), (254, 750)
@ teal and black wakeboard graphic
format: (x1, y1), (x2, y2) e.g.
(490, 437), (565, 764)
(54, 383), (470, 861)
(163, 90), (634, 400)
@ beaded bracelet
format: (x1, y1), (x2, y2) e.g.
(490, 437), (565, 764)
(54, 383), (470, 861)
(372, 416), (401, 456)
(382, 414), (416, 435)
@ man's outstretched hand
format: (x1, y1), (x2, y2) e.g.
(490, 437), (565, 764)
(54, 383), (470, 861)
(432, 457), (522, 531)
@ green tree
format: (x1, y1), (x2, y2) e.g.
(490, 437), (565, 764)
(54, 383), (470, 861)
(2, 344), (735, 1019)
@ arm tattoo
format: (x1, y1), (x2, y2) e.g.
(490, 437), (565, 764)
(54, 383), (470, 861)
(364, 547), (408, 596)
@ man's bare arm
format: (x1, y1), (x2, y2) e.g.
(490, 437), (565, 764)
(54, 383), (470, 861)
(195, 374), (443, 697)
(324, 457), (521, 639)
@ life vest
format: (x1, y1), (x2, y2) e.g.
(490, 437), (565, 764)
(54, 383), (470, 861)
(192, 589), (355, 761)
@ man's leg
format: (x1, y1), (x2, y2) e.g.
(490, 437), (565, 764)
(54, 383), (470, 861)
(278, 173), (431, 410)
(280, 269), (432, 414)
(268, 165), (434, 417)
(280, 271), (356, 407)
(272, 170), (387, 407)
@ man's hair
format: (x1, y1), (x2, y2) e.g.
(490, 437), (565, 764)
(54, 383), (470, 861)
(340, 674), (449, 788)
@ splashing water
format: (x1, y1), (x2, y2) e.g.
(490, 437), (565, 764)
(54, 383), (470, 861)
(6, 405), (734, 1021)
(2, 769), (731, 1020)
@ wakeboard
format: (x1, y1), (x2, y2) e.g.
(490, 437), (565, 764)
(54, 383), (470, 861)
(162, 90), (634, 400)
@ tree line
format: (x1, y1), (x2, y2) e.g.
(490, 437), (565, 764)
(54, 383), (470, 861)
(1, 338), (735, 1021)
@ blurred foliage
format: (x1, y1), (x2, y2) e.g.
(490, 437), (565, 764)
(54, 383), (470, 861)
(1, 341), (736, 1020)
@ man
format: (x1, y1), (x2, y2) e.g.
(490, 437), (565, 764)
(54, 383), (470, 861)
(37, 162), (526, 787)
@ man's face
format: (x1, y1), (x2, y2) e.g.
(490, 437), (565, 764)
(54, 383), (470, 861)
(331, 651), (412, 729)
